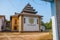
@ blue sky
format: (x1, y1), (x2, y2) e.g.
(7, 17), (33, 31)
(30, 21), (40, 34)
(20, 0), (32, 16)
(0, 0), (51, 23)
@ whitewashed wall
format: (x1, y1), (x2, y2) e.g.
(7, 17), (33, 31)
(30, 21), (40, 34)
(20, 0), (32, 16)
(40, 26), (45, 31)
(23, 16), (39, 31)
(0, 18), (3, 31)
(0, 19), (2, 31)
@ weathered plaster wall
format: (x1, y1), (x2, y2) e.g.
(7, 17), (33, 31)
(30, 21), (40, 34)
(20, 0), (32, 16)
(23, 16), (39, 31)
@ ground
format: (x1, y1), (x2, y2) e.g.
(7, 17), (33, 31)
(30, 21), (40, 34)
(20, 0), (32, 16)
(0, 32), (52, 40)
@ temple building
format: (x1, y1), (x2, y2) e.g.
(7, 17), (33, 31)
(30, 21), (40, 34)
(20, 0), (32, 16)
(10, 3), (42, 32)
(0, 15), (6, 31)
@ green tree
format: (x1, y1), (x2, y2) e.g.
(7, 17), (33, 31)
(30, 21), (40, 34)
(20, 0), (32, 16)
(45, 19), (52, 29)
(49, 19), (52, 29)
(41, 19), (52, 29)
(41, 21), (45, 26)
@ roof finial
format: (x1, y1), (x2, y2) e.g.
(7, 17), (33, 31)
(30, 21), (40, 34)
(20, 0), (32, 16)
(26, 3), (31, 7)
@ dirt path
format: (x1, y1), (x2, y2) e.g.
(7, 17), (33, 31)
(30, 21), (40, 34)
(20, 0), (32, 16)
(0, 32), (52, 40)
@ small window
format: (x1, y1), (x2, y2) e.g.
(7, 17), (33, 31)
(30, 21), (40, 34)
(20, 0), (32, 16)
(15, 20), (17, 24)
(37, 19), (38, 24)
(24, 18), (25, 23)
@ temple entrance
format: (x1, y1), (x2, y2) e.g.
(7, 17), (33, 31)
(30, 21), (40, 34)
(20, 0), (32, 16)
(14, 26), (18, 31)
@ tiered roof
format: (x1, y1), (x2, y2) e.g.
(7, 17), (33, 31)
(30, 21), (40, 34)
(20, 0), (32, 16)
(22, 3), (37, 14)
(11, 3), (43, 17)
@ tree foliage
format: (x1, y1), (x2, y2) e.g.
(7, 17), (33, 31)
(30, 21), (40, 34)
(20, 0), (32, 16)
(41, 19), (52, 29)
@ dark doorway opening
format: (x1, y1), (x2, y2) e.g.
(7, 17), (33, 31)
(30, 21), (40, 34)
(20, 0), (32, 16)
(14, 26), (17, 31)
